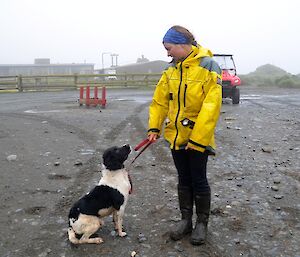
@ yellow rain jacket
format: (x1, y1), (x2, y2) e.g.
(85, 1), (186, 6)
(148, 45), (222, 154)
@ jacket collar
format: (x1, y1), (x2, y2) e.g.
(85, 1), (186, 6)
(173, 45), (213, 67)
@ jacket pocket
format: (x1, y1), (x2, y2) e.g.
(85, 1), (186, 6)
(184, 80), (205, 112)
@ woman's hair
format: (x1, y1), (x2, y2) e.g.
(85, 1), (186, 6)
(171, 25), (197, 46)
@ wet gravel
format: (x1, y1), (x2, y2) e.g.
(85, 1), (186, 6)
(0, 86), (299, 257)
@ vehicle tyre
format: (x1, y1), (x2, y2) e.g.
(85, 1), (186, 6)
(232, 87), (240, 104)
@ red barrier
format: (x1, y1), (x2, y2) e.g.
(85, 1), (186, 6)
(94, 86), (98, 107)
(79, 87), (84, 106)
(86, 86), (90, 106)
(79, 86), (106, 108)
(101, 86), (106, 108)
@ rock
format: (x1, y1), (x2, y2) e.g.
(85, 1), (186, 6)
(262, 147), (272, 153)
(231, 201), (240, 206)
(233, 238), (240, 244)
(138, 233), (147, 243)
(274, 195), (283, 200)
(74, 160), (83, 166)
(273, 177), (281, 184)
(225, 117), (236, 121)
(7, 155), (17, 161)
(41, 152), (51, 157)
(174, 244), (184, 252)
(54, 162), (60, 166)
(211, 207), (224, 215)
(271, 186), (279, 191)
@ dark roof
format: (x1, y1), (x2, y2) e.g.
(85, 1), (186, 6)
(115, 60), (169, 74)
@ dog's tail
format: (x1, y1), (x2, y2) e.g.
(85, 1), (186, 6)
(68, 227), (80, 244)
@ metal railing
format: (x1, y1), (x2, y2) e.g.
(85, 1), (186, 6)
(0, 73), (162, 92)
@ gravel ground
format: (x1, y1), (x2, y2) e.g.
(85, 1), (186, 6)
(0, 86), (299, 257)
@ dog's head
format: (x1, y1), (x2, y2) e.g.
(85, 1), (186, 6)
(103, 144), (131, 170)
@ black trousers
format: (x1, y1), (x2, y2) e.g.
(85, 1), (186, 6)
(171, 149), (210, 194)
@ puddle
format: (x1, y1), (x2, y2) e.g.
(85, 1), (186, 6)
(241, 94), (262, 100)
(80, 149), (95, 155)
(24, 110), (63, 114)
(112, 96), (151, 103)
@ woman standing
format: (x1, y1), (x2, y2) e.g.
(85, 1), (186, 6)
(148, 25), (222, 245)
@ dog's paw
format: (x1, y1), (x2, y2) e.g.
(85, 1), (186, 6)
(118, 231), (127, 237)
(68, 227), (75, 236)
(95, 237), (104, 244)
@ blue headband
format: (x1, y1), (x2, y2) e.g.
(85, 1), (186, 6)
(163, 28), (189, 44)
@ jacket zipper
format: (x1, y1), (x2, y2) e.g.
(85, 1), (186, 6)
(183, 84), (187, 107)
(173, 63), (183, 148)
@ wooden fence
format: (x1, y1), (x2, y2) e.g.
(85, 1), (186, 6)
(0, 73), (162, 92)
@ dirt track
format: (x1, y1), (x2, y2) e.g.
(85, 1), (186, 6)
(0, 86), (299, 257)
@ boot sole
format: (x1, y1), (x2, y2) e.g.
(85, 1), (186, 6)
(190, 238), (205, 245)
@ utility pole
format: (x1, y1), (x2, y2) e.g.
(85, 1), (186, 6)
(110, 53), (119, 67)
(101, 52), (111, 70)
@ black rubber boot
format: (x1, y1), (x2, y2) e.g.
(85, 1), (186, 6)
(170, 185), (193, 241)
(190, 192), (211, 245)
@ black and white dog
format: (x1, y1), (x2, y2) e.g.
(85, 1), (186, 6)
(68, 144), (131, 244)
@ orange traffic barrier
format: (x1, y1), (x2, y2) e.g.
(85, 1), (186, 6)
(79, 85), (106, 108)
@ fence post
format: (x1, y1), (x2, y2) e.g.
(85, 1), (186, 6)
(74, 73), (78, 89)
(17, 75), (23, 92)
(35, 77), (41, 88)
(124, 74), (127, 87)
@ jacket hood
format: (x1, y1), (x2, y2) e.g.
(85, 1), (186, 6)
(171, 45), (213, 66)
(194, 44), (213, 58)
(185, 45), (212, 64)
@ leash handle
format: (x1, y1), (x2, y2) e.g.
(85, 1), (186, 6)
(134, 138), (149, 151)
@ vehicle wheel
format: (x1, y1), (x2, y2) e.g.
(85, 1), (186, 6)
(232, 87), (240, 104)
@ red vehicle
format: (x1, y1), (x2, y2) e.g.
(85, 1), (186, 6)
(213, 54), (241, 104)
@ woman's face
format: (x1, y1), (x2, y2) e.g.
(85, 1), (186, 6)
(163, 43), (191, 62)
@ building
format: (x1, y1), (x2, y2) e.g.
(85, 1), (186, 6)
(0, 59), (94, 76)
(114, 60), (168, 74)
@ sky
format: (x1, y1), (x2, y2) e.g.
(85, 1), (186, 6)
(1, 0), (299, 74)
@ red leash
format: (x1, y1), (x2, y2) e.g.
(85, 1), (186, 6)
(127, 138), (153, 194)
(134, 138), (150, 151)
(131, 139), (153, 165)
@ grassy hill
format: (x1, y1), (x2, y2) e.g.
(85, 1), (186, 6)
(239, 64), (300, 88)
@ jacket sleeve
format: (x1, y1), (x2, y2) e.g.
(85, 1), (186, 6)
(188, 61), (222, 152)
(148, 71), (169, 135)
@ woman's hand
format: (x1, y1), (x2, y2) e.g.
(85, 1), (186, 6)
(148, 133), (158, 143)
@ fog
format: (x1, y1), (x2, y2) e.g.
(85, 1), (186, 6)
(1, 0), (299, 74)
